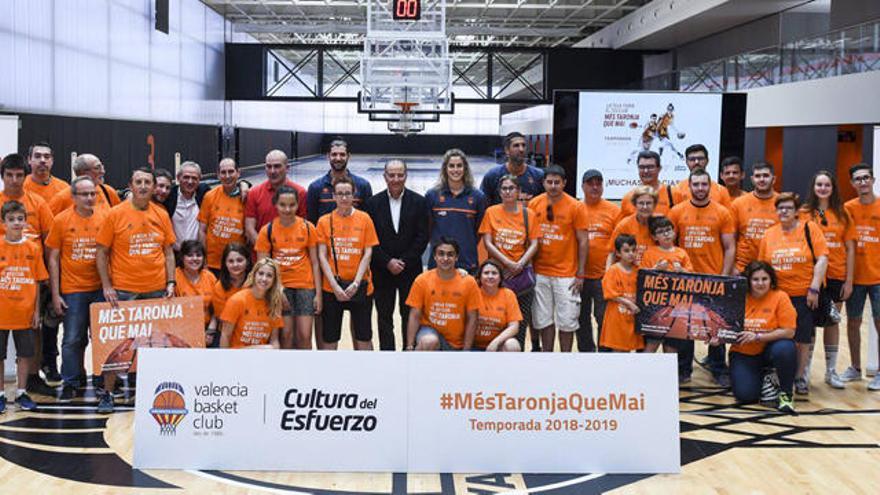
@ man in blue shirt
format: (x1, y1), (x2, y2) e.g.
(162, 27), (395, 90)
(480, 131), (544, 206)
(306, 138), (372, 223)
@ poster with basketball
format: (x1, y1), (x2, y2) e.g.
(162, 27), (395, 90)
(635, 269), (746, 343)
(90, 296), (205, 374)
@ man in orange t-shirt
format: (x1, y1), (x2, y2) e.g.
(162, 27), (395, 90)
(528, 165), (589, 352)
(843, 163), (880, 389)
(45, 176), (108, 397)
(619, 150), (682, 219)
(406, 238), (481, 351)
(199, 158), (246, 272)
(668, 167), (736, 385)
(720, 156), (747, 200)
(24, 142), (69, 204)
(96, 167), (176, 305)
(673, 144), (732, 209)
(731, 162), (778, 272)
(579, 169), (620, 352)
(316, 177), (378, 351)
(48, 154), (120, 215)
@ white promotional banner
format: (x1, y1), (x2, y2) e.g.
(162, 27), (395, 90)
(135, 350), (680, 473)
(577, 91), (723, 199)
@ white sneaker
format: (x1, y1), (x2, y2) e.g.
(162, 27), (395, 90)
(825, 370), (846, 389)
(869, 375), (880, 391)
(839, 366), (863, 382)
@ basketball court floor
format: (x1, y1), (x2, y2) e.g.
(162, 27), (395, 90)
(2, 156), (879, 494)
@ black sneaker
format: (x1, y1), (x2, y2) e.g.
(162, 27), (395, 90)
(26, 374), (58, 397)
(41, 365), (62, 386)
(0, 396), (6, 414)
(97, 392), (115, 414)
(15, 393), (38, 411)
(58, 385), (77, 403)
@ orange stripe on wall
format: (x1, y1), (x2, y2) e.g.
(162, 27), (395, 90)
(765, 127), (784, 192)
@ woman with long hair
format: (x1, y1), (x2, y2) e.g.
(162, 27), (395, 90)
(208, 243), (252, 347)
(474, 260), (523, 352)
(800, 170), (854, 388)
(219, 257), (284, 349)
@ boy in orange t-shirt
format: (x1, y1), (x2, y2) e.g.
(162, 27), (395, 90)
(600, 234), (643, 352)
(640, 216), (693, 273)
(406, 239), (482, 351)
(0, 200), (48, 412)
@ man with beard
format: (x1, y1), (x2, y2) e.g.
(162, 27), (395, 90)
(669, 168), (736, 386)
(480, 132), (544, 205)
(619, 150), (682, 219)
(721, 156), (747, 200)
(674, 144), (732, 209)
(199, 158), (247, 276)
(24, 142), (68, 203)
(731, 162), (778, 274)
(306, 139), (372, 224)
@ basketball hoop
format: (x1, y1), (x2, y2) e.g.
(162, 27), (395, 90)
(388, 101), (425, 137)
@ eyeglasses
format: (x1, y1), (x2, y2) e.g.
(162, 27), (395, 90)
(686, 156), (707, 162)
(546, 204), (554, 222)
(654, 228), (675, 236)
(500, 186), (518, 193)
(334, 191), (354, 198)
(853, 175), (872, 184)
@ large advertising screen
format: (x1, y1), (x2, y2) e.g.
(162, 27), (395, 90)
(575, 92), (724, 199)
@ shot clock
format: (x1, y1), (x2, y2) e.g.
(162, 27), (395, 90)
(392, 0), (421, 20)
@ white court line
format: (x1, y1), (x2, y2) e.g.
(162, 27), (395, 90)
(186, 470), (312, 494)
(498, 473), (606, 494)
(33, 404), (134, 411)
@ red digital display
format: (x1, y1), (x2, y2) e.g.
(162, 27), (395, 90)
(392, 0), (421, 21)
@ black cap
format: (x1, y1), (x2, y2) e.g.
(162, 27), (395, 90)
(582, 169), (603, 182)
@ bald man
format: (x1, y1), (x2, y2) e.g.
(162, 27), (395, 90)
(244, 149), (307, 245)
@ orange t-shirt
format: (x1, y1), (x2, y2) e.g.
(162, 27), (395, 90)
(255, 218), (317, 289)
(599, 263), (643, 351)
(0, 190), (54, 241)
(316, 209), (379, 294)
(799, 208), (855, 281)
(474, 287), (522, 349)
(668, 201), (735, 275)
(220, 289), (283, 348)
(731, 192), (779, 272)
(619, 183), (683, 219)
(759, 221), (828, 297)
(44, 208), (108, 293)
(175, 267), (217, 325)
(674, 179), (732, 209)
(609, 215), (656, 267)
(583, 199), (620, 279)
(844, 198), (880, 285)
(96, 201), (176, 293)
(197, 187), (246, 269)
(478, 204), (540, 263)
(732, 290), (797, 356)
(48, 184), (120, 216)
(211, 279), (244, 319)
(0, 238), (48, 329)
(405, 269), (482, 349)
(528, 193), (589, 277)
(639, 245), (693, 272)
(24, 175), (69, 204)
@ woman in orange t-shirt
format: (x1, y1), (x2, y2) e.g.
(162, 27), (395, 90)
(799, 171), (855, 389)
(599, 234), (643, 352)
(219, 257), (284, 349)
(759, 192), (828, 395)
(174, 241), (217, 343)
(256, 185), (321, 350)
(727, 261), (797, 413)
(208, 243), (252, 347)
(479, 175), (539, 348)
(474, 260), (523, 352)
(608, 185), (657, 268)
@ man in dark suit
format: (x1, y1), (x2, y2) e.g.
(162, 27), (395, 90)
(365, 159), (429, 351)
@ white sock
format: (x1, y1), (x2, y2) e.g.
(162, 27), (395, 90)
(16, 389), (26, 398)
(825, 344), (839, 374)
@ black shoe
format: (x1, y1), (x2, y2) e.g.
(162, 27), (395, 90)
(41, 365), (62, 386)
(26, 374), (58, 396)
(58, 385), (77, 403)
(531, 341), (541, 352)
(97, 392), (115, 414)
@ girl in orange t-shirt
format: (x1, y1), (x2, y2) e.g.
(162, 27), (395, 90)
(474, 260), (523, 352)
(219, 258), (284, 349)
(600, 234), (644, 352)
(174, 241), (217, 342)
(727, 261), (797, 413)
(799, 170), (855, 389)
(255, 185), (321, 350)
(208, 243), (252, 347)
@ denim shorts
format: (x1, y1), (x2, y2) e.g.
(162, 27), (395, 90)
(415, 326), (458, 351)
(845, 284), (880, 320)
(283, 288), (317, 316)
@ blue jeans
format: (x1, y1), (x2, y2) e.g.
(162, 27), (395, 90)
(730, 339), (797, 402)
(60, 290), (105, 386)
(577, 278), (606, 352)
(116, 289), (165, 301)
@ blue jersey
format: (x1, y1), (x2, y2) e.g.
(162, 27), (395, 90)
(306, 171), (373, 224)
(425, 186), (487, 272)
(480, 164), (544, 206)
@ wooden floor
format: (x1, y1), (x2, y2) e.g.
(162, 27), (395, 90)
(2, 316), (879, 494)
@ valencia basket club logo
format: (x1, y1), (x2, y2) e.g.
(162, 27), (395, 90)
(150, 382), (189, 435)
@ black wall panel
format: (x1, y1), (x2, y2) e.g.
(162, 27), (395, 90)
(863, 124), (875, 166)
(782, 126), (837, 198)
(547, 49), (647, 93)
(236, 128), (293, 167)
(321, 134), (501, 157)
(296, 131), (323, 159)
(743, 127), (767, 173)
(16, 113), (219, 188)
